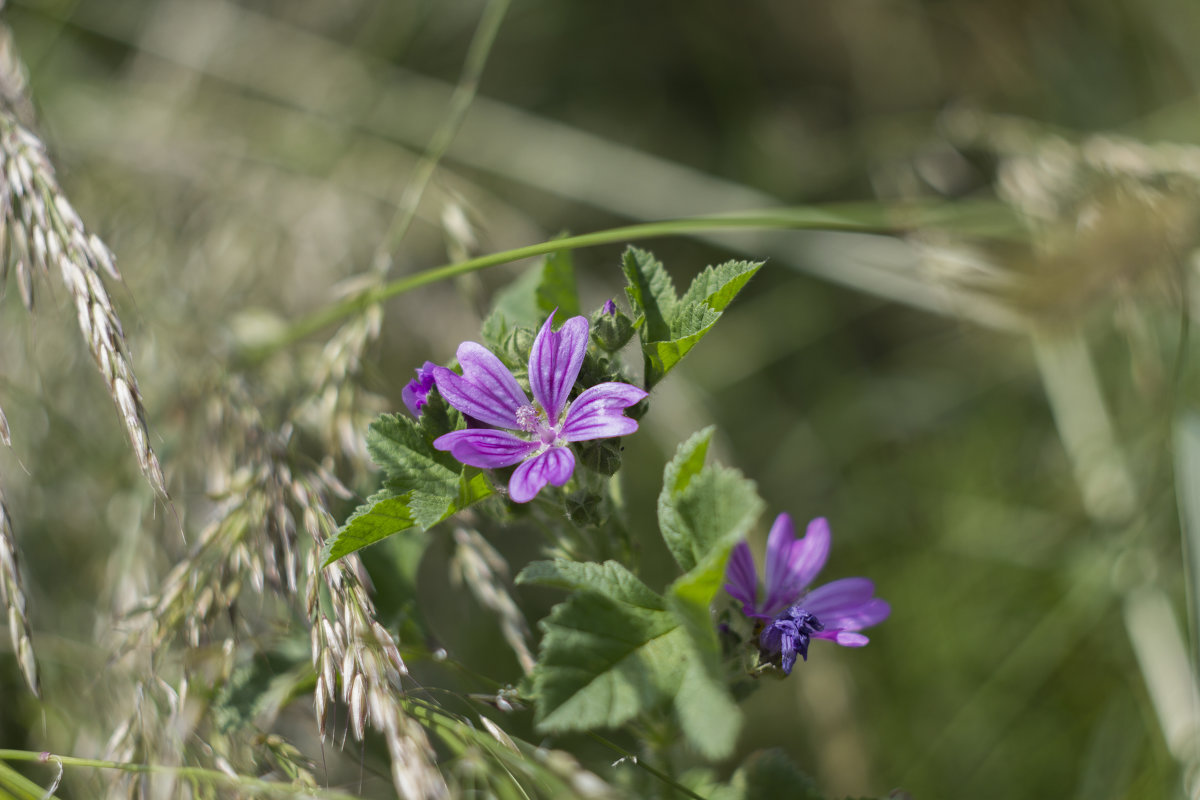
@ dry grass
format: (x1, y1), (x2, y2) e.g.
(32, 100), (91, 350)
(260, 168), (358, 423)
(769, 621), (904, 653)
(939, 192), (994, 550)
(0, 488), (35, 696)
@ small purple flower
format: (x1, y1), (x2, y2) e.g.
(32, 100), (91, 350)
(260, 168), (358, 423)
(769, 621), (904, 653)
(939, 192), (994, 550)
(431, 311), (648, 503)
(724, 514), (890, 674)
(760, 608), (823, 676)
(402, 361), (438, 417)
(601, 298), (617, 316)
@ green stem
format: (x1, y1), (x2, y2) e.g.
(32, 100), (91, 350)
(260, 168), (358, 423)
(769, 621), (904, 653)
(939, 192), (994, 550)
(0, 759), (54, 800)
(0, 751), (361, 800)
(241, 203), (942, 365)
(373, 0), (511, 271)
(585, 733), (707, 800)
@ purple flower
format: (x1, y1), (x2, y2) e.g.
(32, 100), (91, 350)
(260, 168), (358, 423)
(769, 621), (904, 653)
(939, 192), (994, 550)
(601, 298), (617, 316)
(402, 361), (438, 417)
(760, 608), (823, 676)
(431, 311), (648, 503)
(724, 513), (890, 674)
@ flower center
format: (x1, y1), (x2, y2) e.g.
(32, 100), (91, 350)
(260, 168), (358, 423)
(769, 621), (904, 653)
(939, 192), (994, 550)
(516, 403), (563, 447)
(758, 606), (824, 674)
(515, 404), (541, 432)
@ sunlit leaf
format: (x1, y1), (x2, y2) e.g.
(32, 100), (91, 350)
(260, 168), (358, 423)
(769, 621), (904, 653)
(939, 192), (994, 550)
(659, 427), (763, 573)
(622, 247), (761, 388)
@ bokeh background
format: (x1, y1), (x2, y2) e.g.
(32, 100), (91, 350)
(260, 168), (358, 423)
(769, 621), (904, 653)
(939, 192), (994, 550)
(2, 0), (1200, 797)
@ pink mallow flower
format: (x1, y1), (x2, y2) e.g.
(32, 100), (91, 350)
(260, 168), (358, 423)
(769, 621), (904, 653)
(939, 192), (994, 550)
(724, 514), (890, 675)
(431, 311), (647, 503)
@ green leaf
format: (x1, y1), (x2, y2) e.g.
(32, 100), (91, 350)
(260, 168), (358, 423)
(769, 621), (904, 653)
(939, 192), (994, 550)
(537, 246), (581, 318)
(518, 559), (665, 609)
(367, 413), (461, 495)
(666, 527), (746, 758)
(674, 653), (742, 759)
(524, 560), (687, 734)
(0, 758), (53, 800)
(531, 589), (689, 733)
(661, 426), (714, 499)
(659, 427), (764, 573)
(524, 557), (744, 756)
(324, 493), (414, 564)
(679, 259), (763, 312)
(621, 246), (677, 343)
(323, 471), (493, 564)
(622, 249), (761, 389)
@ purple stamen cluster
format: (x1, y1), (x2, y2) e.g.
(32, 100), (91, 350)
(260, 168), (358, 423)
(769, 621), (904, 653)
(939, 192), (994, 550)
(725, 514), (889, 674)
(760, 607), (824, 675)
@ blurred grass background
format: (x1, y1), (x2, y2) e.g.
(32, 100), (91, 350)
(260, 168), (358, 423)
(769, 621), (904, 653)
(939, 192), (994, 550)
(1, 0), (1199, 797)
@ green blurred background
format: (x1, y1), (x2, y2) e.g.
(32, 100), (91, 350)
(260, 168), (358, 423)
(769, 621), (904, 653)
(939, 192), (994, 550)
(2, 0), (1200, 797)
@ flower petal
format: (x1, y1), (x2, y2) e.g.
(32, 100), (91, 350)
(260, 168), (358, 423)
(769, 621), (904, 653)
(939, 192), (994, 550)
(529, 312), (588, 421)
(402, 361), (438, 416)
(792, 517), (832, 589)
(820, 597), (891, 632)
(433, 429), (537, 469)
(813, 630), (870, 647)
(779, 632), (801, 675)
(433, 343), (528, 429)
(803, 577), (878, 620)
(723, 541), (759, 614)
(560, 383), (648, 441)
(509, 446), (575, 503)
(762, 515), (830, 615)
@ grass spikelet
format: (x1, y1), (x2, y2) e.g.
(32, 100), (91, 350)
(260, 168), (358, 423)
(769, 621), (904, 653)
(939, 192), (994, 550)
(451, 526), (535, 674)
(0, 488), (37, 696)
(301, 488), (448, 799)
(0, 112), (167, 498)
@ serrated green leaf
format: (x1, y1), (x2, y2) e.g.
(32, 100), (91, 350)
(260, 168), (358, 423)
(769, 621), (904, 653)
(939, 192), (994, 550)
(622, 246), (677, 342)
(669, 301), (721, 339)
(623, 251), (760, 389)
(663, 468), (763, 574)
(666, 530), (745, 759)
(480, 307), (513, 351)
(518, 559), (665, 609)
(662, 426), (715, 498)
(531, 590), (687, 733)
(525, 557), (745, 751)
(406, 489), (454, 530)
(324, 493), (415, 564)
(367, 413), (460, 494)
(537, 247), (581, 318)
(324, 469), (493, 565)
(641, 325), (714, 389)
(674, 652), (742, 759)
(669, 538), (738, 634)
(680, 259), (764, 312)
(660, 427), (762, 573)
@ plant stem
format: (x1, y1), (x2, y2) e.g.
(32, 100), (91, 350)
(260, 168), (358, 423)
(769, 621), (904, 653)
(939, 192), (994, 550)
(585, 733), (707, 800)
(0, 751), (362, 800)
(243, 201), (1013, 365)
(373, 0), (511, 272)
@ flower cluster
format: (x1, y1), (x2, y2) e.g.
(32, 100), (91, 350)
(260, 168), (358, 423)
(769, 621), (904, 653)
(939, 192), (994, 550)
(407, 310), (646, 503)
(402, 308), (889, 679)
(725, 514), (890, 674)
